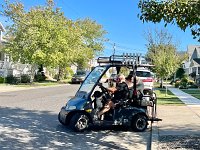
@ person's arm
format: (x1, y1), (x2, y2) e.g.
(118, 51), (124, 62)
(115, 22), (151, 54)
(107, 87), (117, 93)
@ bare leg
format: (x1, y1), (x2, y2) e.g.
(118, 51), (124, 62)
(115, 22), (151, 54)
(98, 100), (115, 117)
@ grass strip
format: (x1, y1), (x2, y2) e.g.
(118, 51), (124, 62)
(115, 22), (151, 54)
(155, 89), (184, 105)
(181, 89), (200, 100)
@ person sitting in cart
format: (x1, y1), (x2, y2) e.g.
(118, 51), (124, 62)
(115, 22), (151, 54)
(125, 74), (133, 88)
(97, 74), (129, 118)
(126, 74), (144, 91)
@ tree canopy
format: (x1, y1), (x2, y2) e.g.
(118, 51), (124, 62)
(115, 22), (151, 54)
(145, 29), (187, 84)
(138, 0), (200, 42)
(0, 0), (107, 69)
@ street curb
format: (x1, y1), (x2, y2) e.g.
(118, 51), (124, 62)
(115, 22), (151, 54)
(0, 84), (70, 93)
(151, 121), (159, 150)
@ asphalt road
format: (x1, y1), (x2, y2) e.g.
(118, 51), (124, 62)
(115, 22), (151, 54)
(0, 84), (150, 150)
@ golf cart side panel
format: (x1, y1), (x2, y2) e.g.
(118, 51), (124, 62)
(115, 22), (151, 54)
(115, 107), (147, 121)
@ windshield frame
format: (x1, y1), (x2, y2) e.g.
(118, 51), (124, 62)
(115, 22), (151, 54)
(75, 65), (109, 99)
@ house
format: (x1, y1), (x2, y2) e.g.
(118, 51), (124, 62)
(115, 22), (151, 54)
(0, 22), (10, 77)
(183, 45), (200, 81)
(0, 22), (32, 78)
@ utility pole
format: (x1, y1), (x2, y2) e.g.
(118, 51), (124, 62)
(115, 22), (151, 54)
(113, 43), (116, 55)
(111, 43), (116, 76)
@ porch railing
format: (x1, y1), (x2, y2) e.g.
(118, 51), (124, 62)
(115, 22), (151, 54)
(0, 60), (12, 69)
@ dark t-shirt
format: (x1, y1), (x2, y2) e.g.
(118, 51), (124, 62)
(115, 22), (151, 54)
(112, 82), (129, 103)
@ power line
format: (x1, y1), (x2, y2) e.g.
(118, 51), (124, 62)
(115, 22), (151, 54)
(58, 0), (81, 17)
(105, 41), (147, 55)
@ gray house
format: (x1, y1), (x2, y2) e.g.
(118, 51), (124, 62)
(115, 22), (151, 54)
(183, 45), (200, 81)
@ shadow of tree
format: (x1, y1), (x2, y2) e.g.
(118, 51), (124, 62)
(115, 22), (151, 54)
(0, 106), (149, 150)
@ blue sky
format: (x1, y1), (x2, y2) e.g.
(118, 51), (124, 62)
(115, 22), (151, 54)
(0, 0), (199, 56)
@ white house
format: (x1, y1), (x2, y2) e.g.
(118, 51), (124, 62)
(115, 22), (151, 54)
(0, 22), (10, 77)
(183, 45), (200, 80)
(0, 22), (32, 78)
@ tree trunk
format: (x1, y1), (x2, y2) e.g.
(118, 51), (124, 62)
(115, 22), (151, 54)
(57, 66), (63, 81)
(38, 64), (45, 76)
(165, 78), (168, 96)
(159, 78), (163, 88)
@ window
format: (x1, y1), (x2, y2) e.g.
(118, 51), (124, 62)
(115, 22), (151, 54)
(136, 71), (152, 77)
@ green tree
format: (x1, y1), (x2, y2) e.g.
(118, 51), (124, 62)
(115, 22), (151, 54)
(1, 0), (81, 66)
(176, 67), (185, 79)
(145, 29), (186, 91)
(73, 18), (107, 68)
(0, 0), (107, 80)
(145, 28), (173, 63)
(152, 44), (180, 82)
(138, 0), (200, 42)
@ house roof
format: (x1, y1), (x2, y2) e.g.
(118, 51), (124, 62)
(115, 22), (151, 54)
(0, 22), (5, 32)
(187, 45), (200, 60)
(193, 58), (200, 65)
(190, 58), (200, 67)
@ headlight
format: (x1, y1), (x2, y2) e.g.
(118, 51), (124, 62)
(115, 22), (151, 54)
(65, 105), (76, 110)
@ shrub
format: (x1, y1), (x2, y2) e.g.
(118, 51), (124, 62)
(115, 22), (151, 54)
(175, 81), (180, 88)
(21, 74), (31, 83)
(179, 82), (188, 89)
(181, 77), (188, 83)
(6, 75), (20, 84)
(34, 73), (46, 82)
(188, 84), (198, 88)
(188, 80), (194, 85)
(177, 77), (188, 89)
(64, 67), (74, 79)
(0, 77), (4, 83)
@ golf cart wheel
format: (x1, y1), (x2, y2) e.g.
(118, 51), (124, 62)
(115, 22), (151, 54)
(70, 113), (89, 132)
(131, 114), (147, 132)
(58, 112), (66, 125)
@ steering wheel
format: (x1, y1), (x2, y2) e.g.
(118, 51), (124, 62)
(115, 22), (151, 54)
(97, 83), (111, 99)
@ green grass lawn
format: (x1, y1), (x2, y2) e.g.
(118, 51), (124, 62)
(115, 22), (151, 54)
(155, 89), (184, 105)
(181, 89), (200, 100)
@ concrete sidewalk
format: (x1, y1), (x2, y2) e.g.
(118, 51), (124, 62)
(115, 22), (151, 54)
(154, 88), (200, 149)
(169, 88), (200, 105)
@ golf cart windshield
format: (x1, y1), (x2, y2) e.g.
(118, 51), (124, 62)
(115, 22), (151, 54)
(77, 66), (107, 96)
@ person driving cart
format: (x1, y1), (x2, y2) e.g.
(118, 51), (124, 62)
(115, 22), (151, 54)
(97, 74), (129, 118)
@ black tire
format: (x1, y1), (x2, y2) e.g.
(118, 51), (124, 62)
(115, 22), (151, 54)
(58, 112), (66, 125)
(70, 113), (89, 132)
(131, 114), (148, 132)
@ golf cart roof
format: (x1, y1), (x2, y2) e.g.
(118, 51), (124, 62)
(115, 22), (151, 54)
(97, 53), (154, 68)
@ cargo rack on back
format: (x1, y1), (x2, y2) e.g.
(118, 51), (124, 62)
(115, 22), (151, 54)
(97, 53), (154, 68)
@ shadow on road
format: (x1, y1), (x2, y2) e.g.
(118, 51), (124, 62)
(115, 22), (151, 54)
(0, 107), (149, 149)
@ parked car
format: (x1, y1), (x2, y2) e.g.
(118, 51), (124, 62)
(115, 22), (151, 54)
(135, 68), (154, 90)
(71, 70), (87, 84)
